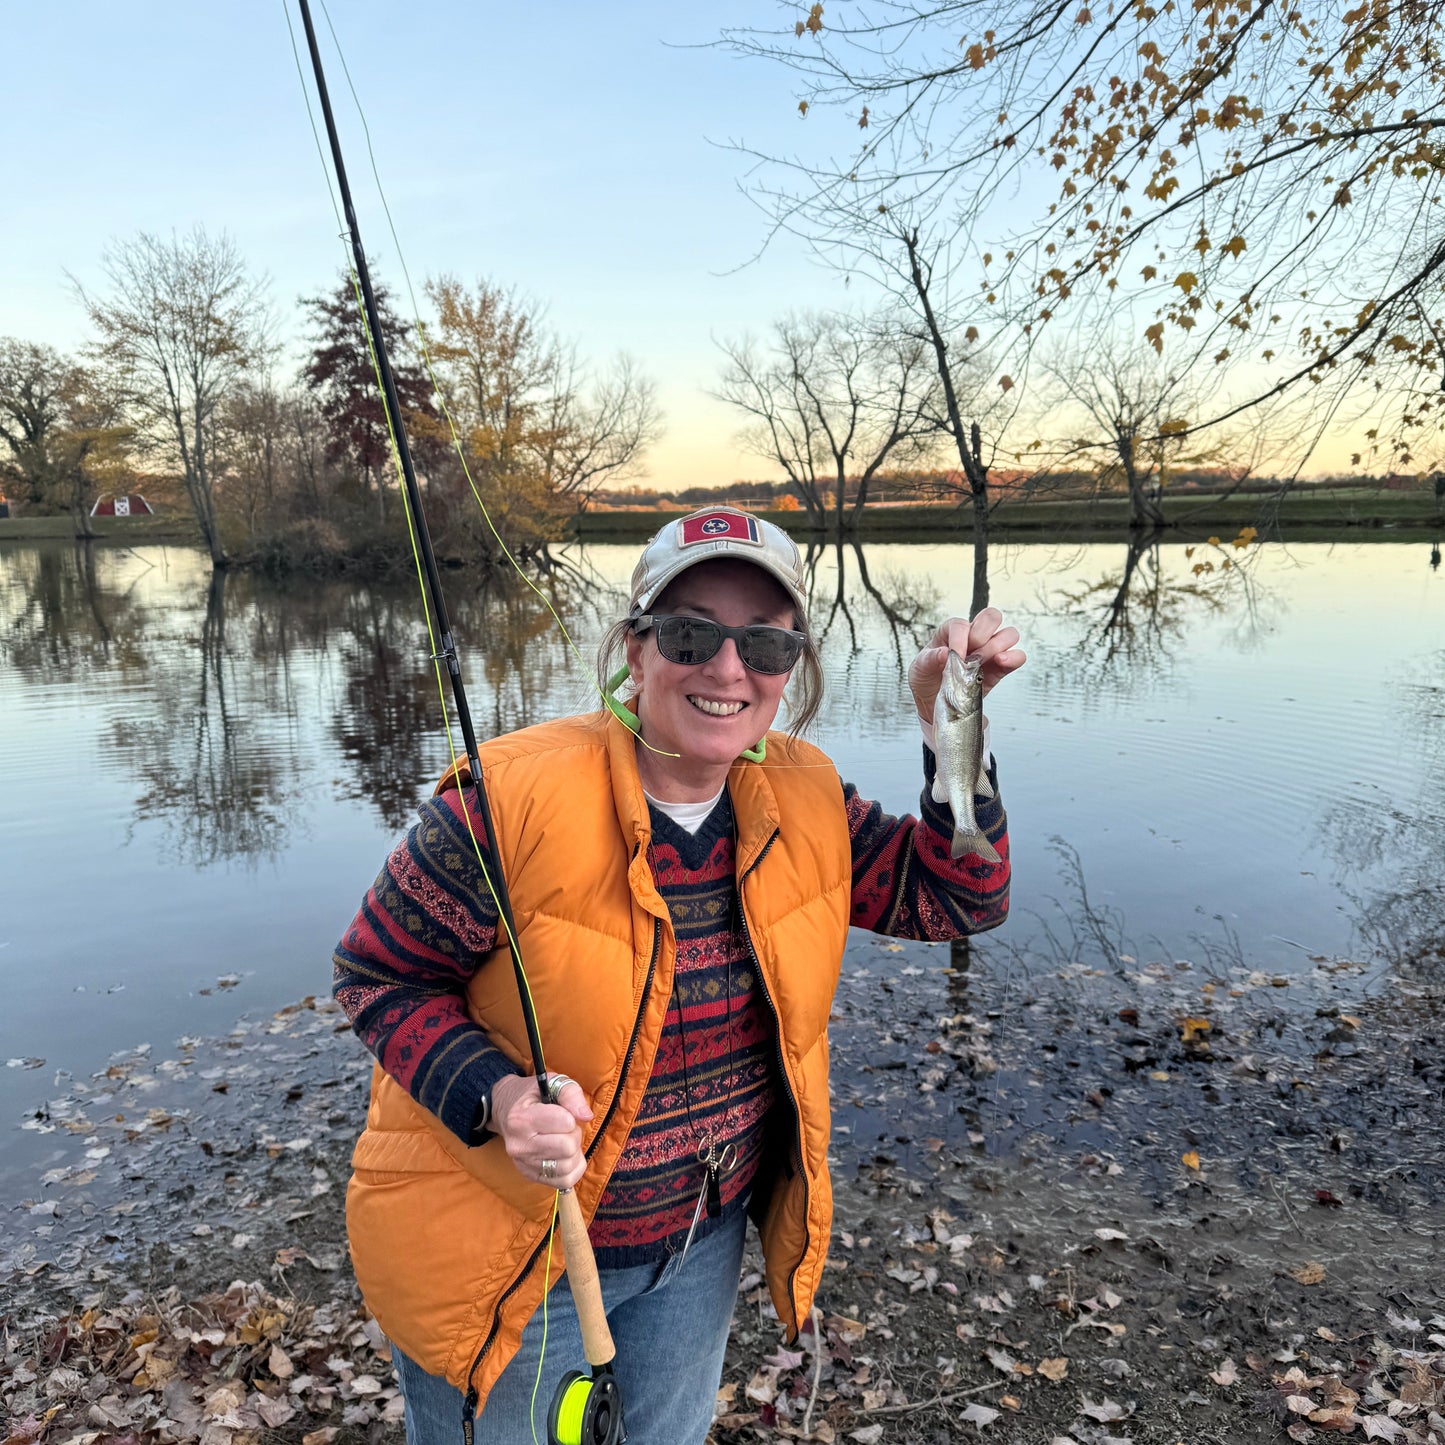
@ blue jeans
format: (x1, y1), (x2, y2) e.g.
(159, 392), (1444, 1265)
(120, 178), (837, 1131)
(392, 1207), (748, 1445)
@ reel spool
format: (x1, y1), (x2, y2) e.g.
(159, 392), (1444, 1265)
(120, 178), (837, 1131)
(548, 1365), (625, 1445)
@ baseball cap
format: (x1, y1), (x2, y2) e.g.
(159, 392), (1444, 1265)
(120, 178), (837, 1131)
(628, 507), (808, 619)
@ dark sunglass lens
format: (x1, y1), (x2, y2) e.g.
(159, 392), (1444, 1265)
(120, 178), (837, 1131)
(741, 628), (802, 674)
(657, 616), (723, 665)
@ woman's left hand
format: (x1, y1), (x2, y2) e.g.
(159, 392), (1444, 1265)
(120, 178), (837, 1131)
(908, 608), (1026, 722)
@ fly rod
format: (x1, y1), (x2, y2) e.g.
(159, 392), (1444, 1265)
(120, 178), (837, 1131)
(293, 5), (623, 1441)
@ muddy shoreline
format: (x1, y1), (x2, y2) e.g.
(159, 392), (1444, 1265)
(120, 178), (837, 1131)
(4, 935), (1443, 1444)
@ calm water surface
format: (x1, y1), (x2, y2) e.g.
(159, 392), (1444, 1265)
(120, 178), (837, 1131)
(1, 535), (1441, 1175)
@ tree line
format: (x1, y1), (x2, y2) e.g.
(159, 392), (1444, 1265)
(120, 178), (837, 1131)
(0, 228), (661, 573)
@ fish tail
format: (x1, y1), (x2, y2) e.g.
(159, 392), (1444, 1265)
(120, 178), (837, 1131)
(951, 827), (1002, 865)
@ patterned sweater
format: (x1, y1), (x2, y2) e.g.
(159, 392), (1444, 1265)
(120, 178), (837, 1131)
(333, 746), (1009, 1265)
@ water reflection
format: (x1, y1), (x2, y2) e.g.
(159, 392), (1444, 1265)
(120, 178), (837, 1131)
(1052, 530), (1269, 668)
(106, 571), (296, 866)
(1, 537), (1441, 980)
(1332, 647), (1445, 976)
(2, 540), (147, 675)
(804, 539), (939, 668)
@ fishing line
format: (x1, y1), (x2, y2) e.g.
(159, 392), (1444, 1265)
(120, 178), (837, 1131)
(312, 0), (645, 723)
(296, 2), (866, 780)
(309, 0), (831, 768)
(283, 1), (542, 1027)
(284, 10), (569, 1419)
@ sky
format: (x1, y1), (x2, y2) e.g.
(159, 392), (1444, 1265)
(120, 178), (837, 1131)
(2, 0), (862, 491)
(3, 1), (1366, 487)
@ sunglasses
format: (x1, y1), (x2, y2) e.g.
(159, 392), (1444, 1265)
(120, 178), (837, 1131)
(632, 613), (807, 675)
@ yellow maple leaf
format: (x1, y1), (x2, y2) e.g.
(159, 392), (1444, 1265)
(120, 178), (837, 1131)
(1182, 1150), (1201, 1170)
(798, 100), (809, 116)
(1174, 271), (1198, 293)
(1222, 235), (1247, 258)
(1179, 1016), (1212, 1043)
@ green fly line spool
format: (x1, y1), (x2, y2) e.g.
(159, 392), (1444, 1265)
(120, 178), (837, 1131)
(548, 1368), (624, 1445)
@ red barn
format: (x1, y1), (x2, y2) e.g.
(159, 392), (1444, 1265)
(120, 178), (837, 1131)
(90, 494), (155, 517)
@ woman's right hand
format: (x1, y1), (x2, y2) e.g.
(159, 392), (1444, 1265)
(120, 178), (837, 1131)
(490, 1074), (593, 1191)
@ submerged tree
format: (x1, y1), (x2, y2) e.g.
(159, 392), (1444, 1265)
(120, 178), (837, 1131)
(77, 228), (272, 568)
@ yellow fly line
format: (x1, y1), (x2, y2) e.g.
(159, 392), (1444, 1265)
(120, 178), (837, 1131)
(284, 0), (544, 1038)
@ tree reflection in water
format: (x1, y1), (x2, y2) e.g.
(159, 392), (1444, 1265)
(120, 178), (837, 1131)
(805, 539), (939, 670)
(0, 540), (146, 676)
(119, 570), (296, 867)
(1334, 648), (1445, 976)
(1052, 529), (1270, 670)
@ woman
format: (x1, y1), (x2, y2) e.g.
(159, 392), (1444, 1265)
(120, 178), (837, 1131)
(332, 506), (1024, 1444)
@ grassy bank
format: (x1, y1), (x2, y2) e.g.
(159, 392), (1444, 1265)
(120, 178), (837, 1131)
(6, 485), (1440, 558)
(570, 486), (1445, 544)
(0, 514), (200, 544)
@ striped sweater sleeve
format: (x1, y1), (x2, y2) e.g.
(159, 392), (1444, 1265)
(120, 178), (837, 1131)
(845, 745), (1010, 939)
(331, 788), (520, 1142)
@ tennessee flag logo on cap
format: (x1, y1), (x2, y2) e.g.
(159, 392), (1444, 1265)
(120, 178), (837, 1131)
(680, 510), (760, 547)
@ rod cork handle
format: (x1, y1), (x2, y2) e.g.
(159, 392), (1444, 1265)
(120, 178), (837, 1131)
(556, 1188), (615, 1367)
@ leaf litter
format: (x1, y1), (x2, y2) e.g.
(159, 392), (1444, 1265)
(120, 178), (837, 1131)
(2, 928), (1443, 1444)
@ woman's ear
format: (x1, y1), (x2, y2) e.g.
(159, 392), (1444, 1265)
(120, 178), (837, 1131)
(624, 629), (645, 687)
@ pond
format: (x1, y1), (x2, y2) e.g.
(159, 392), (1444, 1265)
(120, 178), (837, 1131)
(1, 533), (1441, 1179)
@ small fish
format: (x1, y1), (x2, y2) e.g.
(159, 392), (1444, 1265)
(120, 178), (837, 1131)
(931, 651), (1000, 863)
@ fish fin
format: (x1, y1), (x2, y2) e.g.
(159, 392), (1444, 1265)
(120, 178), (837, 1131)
(931, 777), (948, 805)
(974, 767), (995, 800)
(951, 829), (1002, 865)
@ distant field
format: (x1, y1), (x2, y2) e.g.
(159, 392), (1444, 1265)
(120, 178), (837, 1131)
(570, 486), (1444, 543)
(4, 485), (1438, 552)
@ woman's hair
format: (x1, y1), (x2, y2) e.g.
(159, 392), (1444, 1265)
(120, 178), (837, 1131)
(595, 581), (824, 739)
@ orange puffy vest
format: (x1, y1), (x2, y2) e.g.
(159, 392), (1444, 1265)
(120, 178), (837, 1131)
(345, 713), (852, 1406)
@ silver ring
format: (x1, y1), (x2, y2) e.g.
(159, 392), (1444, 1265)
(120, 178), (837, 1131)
(544, 1073), (577, 1103)
(540, 1158), (557, 1182)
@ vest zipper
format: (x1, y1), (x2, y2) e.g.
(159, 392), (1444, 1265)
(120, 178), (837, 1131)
(738, 828), (811, 1338)
(460, 915), (662, 1433)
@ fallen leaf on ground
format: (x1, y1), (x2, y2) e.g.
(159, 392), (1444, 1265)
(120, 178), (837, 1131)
(1289, 1261), (1326, 1285)
(1210, 1359), (1239, 1386)
(1079, 1395), (1134, 1421)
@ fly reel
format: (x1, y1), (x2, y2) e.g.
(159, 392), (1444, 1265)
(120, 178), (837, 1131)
(548, 1364), (625, 1445)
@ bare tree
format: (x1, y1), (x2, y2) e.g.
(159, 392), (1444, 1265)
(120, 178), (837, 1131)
(1039, 330), (1274, 530)
(217, 375), (288, 540)
(715, 307), (942, 531)
(77, 228), (273, 568)
(723, 1), (1445, 477)
(540, 352), (662, 509)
